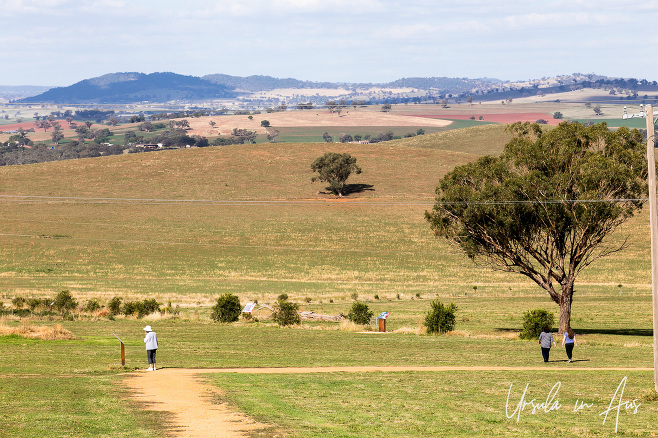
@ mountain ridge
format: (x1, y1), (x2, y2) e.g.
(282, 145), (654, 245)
(12, 72), (652, 105)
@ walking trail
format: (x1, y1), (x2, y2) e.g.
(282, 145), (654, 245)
(123, 366), (653, 437)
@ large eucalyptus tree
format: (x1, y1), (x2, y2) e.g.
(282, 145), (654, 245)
(426, 122), (648, 332)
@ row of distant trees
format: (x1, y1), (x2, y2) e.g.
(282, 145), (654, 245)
(322, 129), (425, 143)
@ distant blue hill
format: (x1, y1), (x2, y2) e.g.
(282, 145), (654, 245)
(18, 72), (237, 104)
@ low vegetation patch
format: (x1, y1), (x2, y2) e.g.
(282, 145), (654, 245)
(519, 308), (554, 340)
(424, 300), (457, 334)
(0, 323), (76, 340)
(210, 293), (242, 323)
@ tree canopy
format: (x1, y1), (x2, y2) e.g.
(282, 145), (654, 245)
(425, 122), (647, 333)
(311, 152), (362, 197)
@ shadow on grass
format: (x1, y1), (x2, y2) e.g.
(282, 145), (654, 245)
(319, 183), (375, 196)
(496, 328), (653, 337)
(343, 183), (375, 195)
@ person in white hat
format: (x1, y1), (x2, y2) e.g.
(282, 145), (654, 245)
(143, 325), (158, 371)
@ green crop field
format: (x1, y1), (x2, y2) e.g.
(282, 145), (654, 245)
(1, 123), (657, 437)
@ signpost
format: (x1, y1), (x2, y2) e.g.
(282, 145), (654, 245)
(377, 311), (390, 332)
(112, 332), (125, 366)
(242, 303), (257, 314)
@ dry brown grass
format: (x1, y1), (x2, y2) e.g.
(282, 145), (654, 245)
(186, 110), (452, 137)
(339, 320), (373, 332)
(0, 323), (76, 340)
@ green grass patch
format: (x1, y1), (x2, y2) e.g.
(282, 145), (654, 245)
(209, 371), (658, 437)
(0, 374), (166, 437)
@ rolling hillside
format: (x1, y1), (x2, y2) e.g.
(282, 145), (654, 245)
(0, 125), (649, 303)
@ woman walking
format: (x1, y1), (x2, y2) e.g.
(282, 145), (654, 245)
(538, 326), (556, 362)
(143, 325), (158, 371)
(562, 328), (577, 363)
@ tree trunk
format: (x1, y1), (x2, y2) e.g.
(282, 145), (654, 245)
(558, 293), (573, 334)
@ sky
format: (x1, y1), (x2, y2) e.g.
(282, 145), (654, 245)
(2, 0), (658, 86)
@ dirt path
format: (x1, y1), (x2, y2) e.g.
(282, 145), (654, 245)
(123, 366), (653, 437)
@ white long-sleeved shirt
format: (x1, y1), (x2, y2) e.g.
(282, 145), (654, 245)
(144, 331), (158, 350)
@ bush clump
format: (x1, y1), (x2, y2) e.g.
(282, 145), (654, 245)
(272, 299), (300, 326)
(83, 299), (101, 313)
(210, 293), (242, 323)
(520, 309), (555, 340)
(424, 300), (457, 334)
(123, 298), (161, 318)
(108, 297), (122, 315)
(53, 290), (77, 313)
(348, 302), (373, 325)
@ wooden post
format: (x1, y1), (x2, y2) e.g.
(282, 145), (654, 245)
(113, 332), (126, 367)
(645, 105), (658, 391)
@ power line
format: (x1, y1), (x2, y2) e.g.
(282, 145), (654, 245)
(0, 194), (649, 207)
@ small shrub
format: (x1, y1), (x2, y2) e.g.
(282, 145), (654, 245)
(396, 293), (401, 300)
(348, 302), (373, 325)
(374, 294), (380, 300)
(122, 301), (141, 316)
(165, 301), (180, 316)
(211, 294), (242, 323)
(536, 119), (548, 124)
(12, 297), (26, 309)
(520, 309), (555, 340)
(123, 298), (161, 318)
(210, 293), (242, 323)
(424, 300), (457, 334)
(53, 290), (77, 313)
(553, 111), (563, 119)
(350, 292), (358, 301)
(84, 299), (101, 313)
(108, 297), (122, 315)
(141, 299), (160, 316)
(304, 297), (312, 303)
(277, 293), (289, 301)
(272, 299), (300, 326)
(415, 292), (421, 298)
(27, 298), (48, 311)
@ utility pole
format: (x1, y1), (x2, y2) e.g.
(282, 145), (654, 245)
(645, 104), (658, 391)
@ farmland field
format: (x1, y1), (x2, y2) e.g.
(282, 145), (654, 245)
(1, 122), (657, 437)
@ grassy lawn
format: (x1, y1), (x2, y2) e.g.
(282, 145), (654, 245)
(209, 371), (657, 437)
(1, 299), (656, 437)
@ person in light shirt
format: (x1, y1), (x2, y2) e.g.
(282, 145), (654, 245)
(538, 326), (556, 362)
(143, 325), (159, 371)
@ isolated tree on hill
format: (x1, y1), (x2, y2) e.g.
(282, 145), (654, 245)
(425, 122), (647, 333)
(311, 152), (362, 197)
